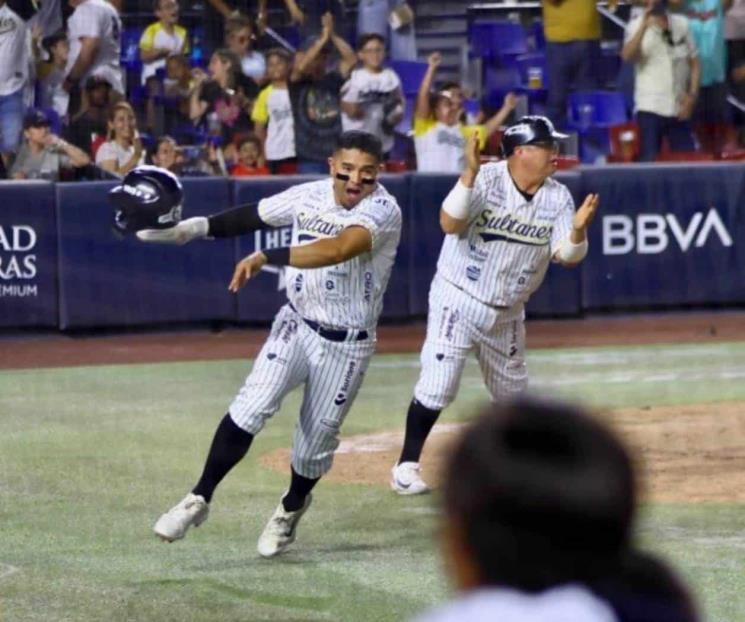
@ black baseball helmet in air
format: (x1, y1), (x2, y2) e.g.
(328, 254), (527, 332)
(500, 115), (568, 158)
(108, 165), (183, 235)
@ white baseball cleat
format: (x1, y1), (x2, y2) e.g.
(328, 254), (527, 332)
(390, 462), (430, 495)
(257, 493), (313, 558)
(153, 492), (209, 542)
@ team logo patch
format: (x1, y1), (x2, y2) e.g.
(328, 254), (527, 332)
(436, 353), (444, 361)
(334, 393), (347, 406)
(466, 265), (481, 281)
(475, 209), (553, 246)
(334, 361), (357, 406)
(267, 352), (277, 360)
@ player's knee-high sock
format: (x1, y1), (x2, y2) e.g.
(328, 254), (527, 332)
(192, 414), (253, 503)
(398, 399), (442, 464)
(282, 467), (319, 512)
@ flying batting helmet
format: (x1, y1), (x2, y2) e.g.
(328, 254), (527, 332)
(108, 165), (183, 235)
(500, 115), (568, 158)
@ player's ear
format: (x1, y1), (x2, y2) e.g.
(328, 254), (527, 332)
(328, 155), (335, 174)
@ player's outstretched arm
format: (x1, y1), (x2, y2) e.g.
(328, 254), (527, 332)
(137, 202), (268, 245)
(554, 193), (600, 267)
(440, 133), (480, 235)
(228, 226), (372, 292)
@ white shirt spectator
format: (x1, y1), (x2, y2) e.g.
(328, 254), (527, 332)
(251, 83), (295, 161)
(0, 2), (29, 96)
(95, 140), (143, 170)
(66, 0), (124, 93)
(342, 67), (402, 154)
(625, 14), (698, 117)
(240, 51), (266, 81)
(139, 22), (189, 84)
(413, 586), (618, 622)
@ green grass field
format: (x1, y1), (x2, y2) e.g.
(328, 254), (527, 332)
(2, 342), (745, 621)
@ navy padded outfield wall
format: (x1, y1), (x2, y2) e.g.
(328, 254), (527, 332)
(56, 178), (235, 329)
(0, 181), (58, 327)
(2, 164), (744, 330)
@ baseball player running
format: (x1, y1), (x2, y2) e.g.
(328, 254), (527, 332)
(390, 116), (600, 495)
(140, 131), (402, 556)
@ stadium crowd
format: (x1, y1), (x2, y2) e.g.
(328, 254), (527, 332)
(0, 0), (743, 180)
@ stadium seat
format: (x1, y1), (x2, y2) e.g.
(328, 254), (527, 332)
(513, 53), (549, 91)
(469, 21), (528, 61)
(389, 60), (428, 97)
(483, 66), (523, 109)
(608, 121), (641, 163)
(566, 90), (628, 131)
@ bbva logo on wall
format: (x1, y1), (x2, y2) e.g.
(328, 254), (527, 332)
(0, 225), (38, 298)
(602, 208), (733, 255)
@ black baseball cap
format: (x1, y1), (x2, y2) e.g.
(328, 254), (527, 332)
(501, 115), (568, 157)
(23, 109), (51, 129)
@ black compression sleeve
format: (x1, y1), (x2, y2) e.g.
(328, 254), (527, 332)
(263, 247), (291, 266)
(207, 202), (266, 238)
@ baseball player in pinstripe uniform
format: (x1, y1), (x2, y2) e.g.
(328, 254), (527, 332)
(391, 116), (600, 495)
(139, 131), (402, 557)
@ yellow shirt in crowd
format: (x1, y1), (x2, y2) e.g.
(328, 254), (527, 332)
(542, 0), (601, 42)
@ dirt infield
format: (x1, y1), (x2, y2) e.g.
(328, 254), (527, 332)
(260, 402), (745, 503)
(2, 310), (745, 369)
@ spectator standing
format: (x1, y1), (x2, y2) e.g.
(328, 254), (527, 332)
(63, 0), (124, 117)
(139, 0), (189, 85)
(622, 0), (700, 160)
(190, 49), (255, 158)
(289, 12), (357, 173)
(140, 0), (190, 134)
(413, 52), (517, 173)
(9, 109), (90, 179)
(341, 33), (405, 158)
(251, 47), (296, 173)
(95, 101), (145, 176)
(225, 13), (266, 84)
(671, 0), (731, 129)
(356, 0), (417, 60)
(231, 134), (270, 175)
(541, 0), (601, 127)
(0, 0), (34, 167)
(65, 75), (113, 155)
(39, 31), (70, 119)
(413, 398), (699, 622)
(727, 0), (745, 143)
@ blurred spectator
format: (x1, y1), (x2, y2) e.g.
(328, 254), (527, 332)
(225, 13), (266, 84)
(140, 0), (190, 133)
(622, 0), (700, 161)
(0, 0), (35, 168)
(65, 75), (113, 155)
(9, 109), (90, 179)
(671, 0), (731, 128)
(356, 0), (417, 60)
(190, 49), (256, 159)
(283, 0), (350, 41)
(139, 0), (189, 84)
(200, 0), (266, 61)
(39, 31), (70, 119)
(162, 54), (193, 133)
(95, 101), (145, 176)
(148, 134), (224, 176)
(251, 47), (297, 173)
(541, 0), (601, 127)
(413, 52), (517, 173)
(231, 134), (269, 175)
(30, 0), (62, 38)
(63, 0), (124, 117)
(341, 33), (405, 158)
(727, 0), (745, 143)
(413, 397), (699, 622)
(289, 12), (357, 173)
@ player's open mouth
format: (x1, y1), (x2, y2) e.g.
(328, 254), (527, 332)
(346, 187), (362, 200)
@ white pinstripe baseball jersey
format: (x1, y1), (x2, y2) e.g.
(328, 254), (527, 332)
(436, 161), (575, 308)
(258, 179), (402, 330)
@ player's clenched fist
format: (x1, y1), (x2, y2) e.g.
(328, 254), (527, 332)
(573, 193), (600, 232)
(229, 251), (267, 292)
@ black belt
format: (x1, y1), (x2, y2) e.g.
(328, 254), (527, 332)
(289, 303), (369, 342)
